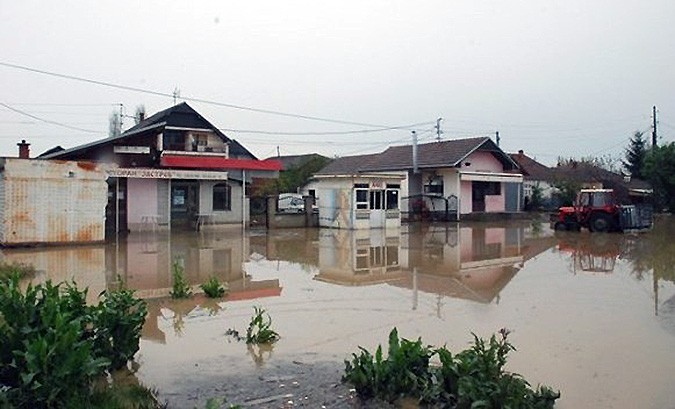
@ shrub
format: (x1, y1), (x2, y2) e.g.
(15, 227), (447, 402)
(344, 328), (560, 408)
(0, 277), (108, 407)
(200, 276), (227, 298)
(91, 288), (148, 370)
(0, 275), (149, 408)
(170, 262), (192, 299)
(245, 306), (279, 345)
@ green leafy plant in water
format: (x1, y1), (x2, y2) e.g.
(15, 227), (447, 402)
(91, 288), (148, 370)
(170, 261), (192, 299)
(200, 276), (227, 298)
(0, 274), (149, 408)
(343, 328), (560, 408)
(245, 306), (280, 344)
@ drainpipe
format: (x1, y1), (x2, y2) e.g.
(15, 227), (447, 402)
(242, 170), (246, 229)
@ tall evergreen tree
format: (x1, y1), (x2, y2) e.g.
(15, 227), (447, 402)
(623, 130), (647, 178)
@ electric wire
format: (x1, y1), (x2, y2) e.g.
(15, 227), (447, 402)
(0, 103), (103, 134)
(0, 61), (429, 130)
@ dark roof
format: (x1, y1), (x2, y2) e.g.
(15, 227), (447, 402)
(266, 153), (330, 170)
(37, 145), (65, 158)
(41, 102), (234, 159)
(317, 137), (517, 175)
(509, 151), (555, 181)
(228, 139), (257, 160)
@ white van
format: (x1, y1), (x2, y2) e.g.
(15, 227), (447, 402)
(277, 193), (305, 213)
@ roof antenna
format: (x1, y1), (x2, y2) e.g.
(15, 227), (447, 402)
(173, 87), (181, 105)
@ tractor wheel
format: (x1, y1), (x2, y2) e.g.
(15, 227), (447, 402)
(589, 213), (615, 233)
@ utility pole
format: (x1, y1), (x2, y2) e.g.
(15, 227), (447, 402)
(435, 117), (443, 141)
(276, 146), (280, 158)
(495, 131), (500, 147)
(119, 103), (124, 132)
(173, 87), (181, 105)
(412, 130), (418, 174)
(652, 105), (658, 149)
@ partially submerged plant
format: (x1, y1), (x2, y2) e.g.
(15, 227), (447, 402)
(343, 328), (560, 408)
(170, 262), (192, 299)
(0, 262), (36, 280)
(200, 276), (227, 298)
(245, 306), (279, 345)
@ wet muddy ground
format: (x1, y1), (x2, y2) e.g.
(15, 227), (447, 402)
(5, 216), (675, 408)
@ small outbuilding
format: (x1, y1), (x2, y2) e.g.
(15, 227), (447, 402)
(0, 158), (107, 246)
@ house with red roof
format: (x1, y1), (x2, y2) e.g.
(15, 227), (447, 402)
(41, 102), (281, 233)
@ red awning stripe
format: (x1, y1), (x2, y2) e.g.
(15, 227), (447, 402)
(160, 155), (282, 171)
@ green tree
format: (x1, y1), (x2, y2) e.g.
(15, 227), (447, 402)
(643, 142), (675, 212)
(623, 130), (647, 179)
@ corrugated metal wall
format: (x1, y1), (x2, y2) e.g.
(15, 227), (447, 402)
(0, 159), (107, 245)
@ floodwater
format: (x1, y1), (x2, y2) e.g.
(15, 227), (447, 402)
(4, 217), (675, 408)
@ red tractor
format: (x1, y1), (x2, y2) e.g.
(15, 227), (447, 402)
(550, 189), (652, 233)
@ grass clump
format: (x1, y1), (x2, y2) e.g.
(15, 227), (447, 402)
(343, 328), (560, 408)
(245, 306), (279, 344)
(170, 262), (192, 299)
(200, 276), (227, 298)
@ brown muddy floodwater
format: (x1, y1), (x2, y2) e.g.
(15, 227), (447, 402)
(4, 217), (675, 408)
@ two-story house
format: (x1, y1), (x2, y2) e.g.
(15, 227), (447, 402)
(41, 102), (281, 232)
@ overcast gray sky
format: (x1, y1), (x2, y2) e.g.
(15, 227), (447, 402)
(1, 0), (674, 165)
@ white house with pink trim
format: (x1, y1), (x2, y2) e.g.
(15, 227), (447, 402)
(309, 137), (522, 226)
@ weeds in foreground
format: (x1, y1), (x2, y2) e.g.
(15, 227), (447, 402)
(246, 306), (280, 344)
(200, 276), (227, 298)
(170, 262), (192, 299)
(225, 307), (280, 345)
(343, 328), (560, 408)
(0, 274), (149, 408)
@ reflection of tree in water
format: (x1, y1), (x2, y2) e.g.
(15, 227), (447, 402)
(623, 217), (675, 283)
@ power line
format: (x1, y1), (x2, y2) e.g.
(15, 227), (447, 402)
(0, 61), (428, 130)
(219, 121), (435, 136)
(0, 103), (102, 134)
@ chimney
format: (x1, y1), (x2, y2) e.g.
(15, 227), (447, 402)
(139, 112), (145, 121)
(17, 139), (30, 159)
(518, 149), (524, 157)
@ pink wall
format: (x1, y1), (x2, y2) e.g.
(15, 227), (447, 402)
(127, 178), (158, 224)
(460, 181), (472, 214)
(485, 189), (505, 212)
(465, 151), (504, 172)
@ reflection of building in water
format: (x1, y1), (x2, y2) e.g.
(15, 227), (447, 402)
(315, 224), (555, 304)
(315, 229), (405, 286)
(1, 245), (107, 304)
(107, 230), (280, 300)
(248, 228), (320, 268)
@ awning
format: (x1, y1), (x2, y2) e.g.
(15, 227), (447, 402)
(161, 154), (283, 171)
(460, 171), (523, 183)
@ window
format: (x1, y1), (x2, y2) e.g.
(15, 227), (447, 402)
(213, 183), (231, 211)
(356, 189), (368, 209)
(370, 190), (384, 210)
(386, 189), (399, 210)
(424, 176), (444, 195)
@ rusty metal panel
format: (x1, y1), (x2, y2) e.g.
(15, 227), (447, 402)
(0, 159), (107, 245)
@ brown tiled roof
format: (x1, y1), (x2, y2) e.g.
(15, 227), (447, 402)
(509, 152), (555, 182)
(317, 137), (517, 175)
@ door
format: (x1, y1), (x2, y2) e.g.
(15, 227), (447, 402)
(472, 182), (486, 212)
(171, 182), (200, 229)
(105, 178), (127, 235)
(369, 190), (385, 228)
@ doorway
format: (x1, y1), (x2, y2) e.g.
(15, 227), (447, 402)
(171, 181), (200, 230)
